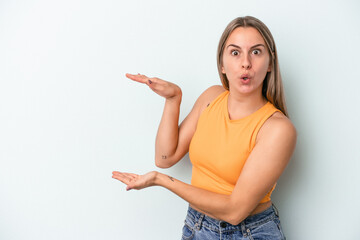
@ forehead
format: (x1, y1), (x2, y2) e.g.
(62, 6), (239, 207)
(226, 27), (266, 47)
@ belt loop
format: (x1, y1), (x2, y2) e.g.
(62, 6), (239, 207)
(198, 214), (205, 230)
(241, 222), (247, 237)
(272, 203), (280, 217)
(194, 213), (205, 230)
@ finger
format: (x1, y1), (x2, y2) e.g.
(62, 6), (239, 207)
(125, 73), (150, 84)
(146, 77), (161, 88)
(112, 171), (126, 179)
(112, 173), (127, 183)
(116, 172), (137, 178)
(112, 171), (137, 179)
(125, 73), (161, 87)
(112, 172), (134, 185)
(127, 173), (139, 179)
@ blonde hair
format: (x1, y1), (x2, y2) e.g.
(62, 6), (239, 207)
(217, 16), (288, 116)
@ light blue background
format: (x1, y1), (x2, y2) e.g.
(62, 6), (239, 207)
(1, 0), (359, 239)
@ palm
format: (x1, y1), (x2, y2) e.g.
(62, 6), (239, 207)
(112, 171), (158, 191)
(125, 73), (181, 100)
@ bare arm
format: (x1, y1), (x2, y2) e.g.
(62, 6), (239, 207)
(154, 84), (226, 168)
(155, 97), (182, 165)
(112, 113), (297, 225)
(126, 73), (224, 168)
(125, 73), (184, 167)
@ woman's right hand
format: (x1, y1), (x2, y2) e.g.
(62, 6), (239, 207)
(125, 73), (182, 101)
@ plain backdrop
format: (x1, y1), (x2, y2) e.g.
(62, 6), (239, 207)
(1, 0), (359, 239)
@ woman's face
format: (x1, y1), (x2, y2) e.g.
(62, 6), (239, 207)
(221, 27), (271, 96)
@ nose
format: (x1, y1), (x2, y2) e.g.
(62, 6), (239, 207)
(242, 54), (251, 70)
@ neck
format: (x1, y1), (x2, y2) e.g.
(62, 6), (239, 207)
(227, 90), (267, 120)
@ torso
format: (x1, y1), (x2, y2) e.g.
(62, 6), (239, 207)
(189, 85), (282, 221)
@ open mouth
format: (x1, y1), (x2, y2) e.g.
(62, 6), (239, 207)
(240, 76), (250, 84)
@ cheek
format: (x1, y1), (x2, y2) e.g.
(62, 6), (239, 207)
(221, 57), (235, 74)
(265, 56), (272, 71)
(258, 60), (271, 73)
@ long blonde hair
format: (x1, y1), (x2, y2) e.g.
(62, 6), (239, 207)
(217, 16), (288, 116)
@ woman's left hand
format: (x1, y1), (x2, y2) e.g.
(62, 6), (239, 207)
(112, 171), (158, 191)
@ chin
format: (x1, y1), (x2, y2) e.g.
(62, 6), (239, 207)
(233, 85), (255, 94)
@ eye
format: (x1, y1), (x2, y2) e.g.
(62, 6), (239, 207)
(252, 49), (261, 55)
(231, 50), (239, 56)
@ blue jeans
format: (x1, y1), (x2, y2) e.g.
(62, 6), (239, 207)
(181, 205), (286, 240)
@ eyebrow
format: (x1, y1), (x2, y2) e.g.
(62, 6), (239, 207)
(226, 43), (266, 49)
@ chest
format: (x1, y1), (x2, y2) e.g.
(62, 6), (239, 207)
(189, 114), (254, 184)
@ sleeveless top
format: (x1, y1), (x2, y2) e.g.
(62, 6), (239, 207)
(189, 90), (280, 203)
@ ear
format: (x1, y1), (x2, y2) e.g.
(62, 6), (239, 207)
(221, 66), (226, 74)
(267, 60), (272, 72)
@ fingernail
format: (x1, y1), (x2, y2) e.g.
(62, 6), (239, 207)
(148, 79), (152, 84)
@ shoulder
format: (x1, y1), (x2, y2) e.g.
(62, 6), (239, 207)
(198, 85), (226, 106)
(192, 85), (226, 113)
(257, 111), (297, 147)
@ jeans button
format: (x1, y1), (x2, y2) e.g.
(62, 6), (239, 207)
(220, 222), (227, 228)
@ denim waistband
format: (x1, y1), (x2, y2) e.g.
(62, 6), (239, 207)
(185, 204), (279, 233)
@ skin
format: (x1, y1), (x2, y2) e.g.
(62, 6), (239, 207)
(222, 27), (272, 119)
(112, 27), (297, 225)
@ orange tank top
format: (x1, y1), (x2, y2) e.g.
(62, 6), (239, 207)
(189, 90), (280, 203)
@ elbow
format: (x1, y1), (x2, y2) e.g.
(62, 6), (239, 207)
(155, 157), (174, 169)
(224, 201), (249, 225)
(227, 217), (243, 226)
(225, 213), (243, 226)
(226, 213), (248, 226)
(155, 161), (171, 169)
(155, 152), (183, 168)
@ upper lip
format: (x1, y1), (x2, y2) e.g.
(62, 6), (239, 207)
(240, 74), (250, 79)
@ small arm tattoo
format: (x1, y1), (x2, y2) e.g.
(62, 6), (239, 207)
(168, 176), (174, 182)
(162, 155), (167, 159)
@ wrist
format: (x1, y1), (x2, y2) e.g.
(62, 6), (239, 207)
(153, 171), (162, 186)
(153, 172), (173, 188)
(166, 89), (182, 103)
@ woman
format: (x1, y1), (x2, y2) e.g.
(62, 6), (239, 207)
(112, 16), (296, 239)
